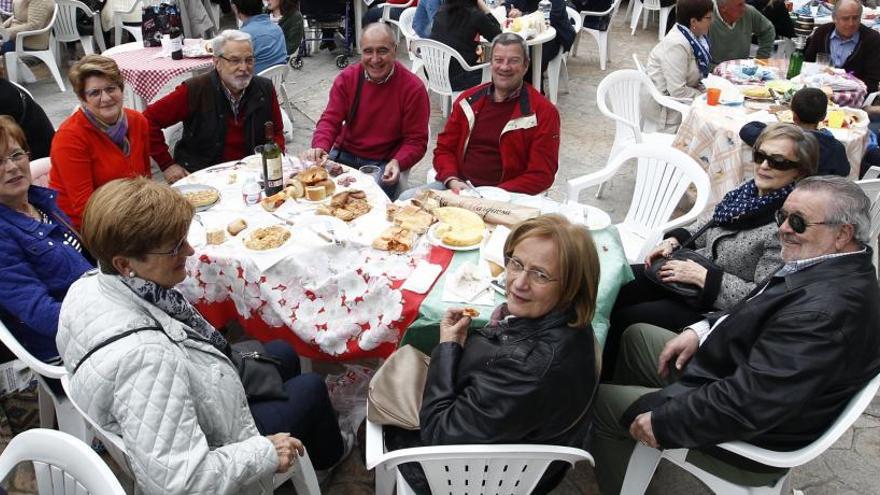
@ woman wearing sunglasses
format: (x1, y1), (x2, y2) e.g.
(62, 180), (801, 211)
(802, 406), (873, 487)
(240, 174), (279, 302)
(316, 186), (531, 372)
(49, 55), (152, 230)
(605, 122), (818, 380)
(0, 116), (93, 364)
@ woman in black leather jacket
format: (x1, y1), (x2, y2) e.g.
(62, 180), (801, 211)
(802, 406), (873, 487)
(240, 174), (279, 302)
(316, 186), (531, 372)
(387, 214), (601, 494)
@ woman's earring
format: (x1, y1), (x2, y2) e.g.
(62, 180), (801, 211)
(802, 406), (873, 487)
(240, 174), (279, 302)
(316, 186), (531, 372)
(129, 271), (136, 278)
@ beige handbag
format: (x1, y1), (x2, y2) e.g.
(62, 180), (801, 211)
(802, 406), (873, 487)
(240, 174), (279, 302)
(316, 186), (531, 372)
(367, 345), (430, 430)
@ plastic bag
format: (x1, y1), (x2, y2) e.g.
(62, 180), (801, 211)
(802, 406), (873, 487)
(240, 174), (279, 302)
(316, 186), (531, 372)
(325, 364), (374, 436)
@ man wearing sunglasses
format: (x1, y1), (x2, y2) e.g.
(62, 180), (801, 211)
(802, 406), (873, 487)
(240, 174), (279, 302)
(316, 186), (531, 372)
(593, 176), (880, 495)
(144, 29), (285, 183)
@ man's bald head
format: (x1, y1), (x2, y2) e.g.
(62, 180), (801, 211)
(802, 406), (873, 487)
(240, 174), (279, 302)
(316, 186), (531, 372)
(361, 23), (398, 50)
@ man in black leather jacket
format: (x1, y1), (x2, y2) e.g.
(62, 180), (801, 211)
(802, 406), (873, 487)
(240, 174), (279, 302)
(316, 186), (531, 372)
(593, 176), (880, 494)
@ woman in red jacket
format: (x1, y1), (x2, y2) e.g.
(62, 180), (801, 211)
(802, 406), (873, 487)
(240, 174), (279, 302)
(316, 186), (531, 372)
(49, 55), (151, 229)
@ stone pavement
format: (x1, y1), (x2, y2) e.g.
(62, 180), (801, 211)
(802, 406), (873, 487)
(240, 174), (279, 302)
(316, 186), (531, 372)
(4, 6), (879, 494)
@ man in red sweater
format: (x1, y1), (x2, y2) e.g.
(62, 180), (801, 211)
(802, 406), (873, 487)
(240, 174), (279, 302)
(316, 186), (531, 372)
(302, 23), (430, 198)
(427, 32), (560, 196)
(144, 30), (285, 183)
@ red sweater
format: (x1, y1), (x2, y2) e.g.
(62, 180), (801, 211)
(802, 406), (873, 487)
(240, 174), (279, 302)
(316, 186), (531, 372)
(144, 82), (285, 169)
(434, 83), (560, 194)
(311, 61), (430, 170)
(49, 108), (152, 228)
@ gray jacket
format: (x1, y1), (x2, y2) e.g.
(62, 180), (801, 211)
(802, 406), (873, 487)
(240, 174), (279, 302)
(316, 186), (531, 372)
(56, 271), (277, 495)
(667, 211), (782, 310)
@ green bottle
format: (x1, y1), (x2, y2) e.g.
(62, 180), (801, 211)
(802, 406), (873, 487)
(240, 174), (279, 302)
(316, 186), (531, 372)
(786, 36), (807, 80)
(261, 122), (283, 196)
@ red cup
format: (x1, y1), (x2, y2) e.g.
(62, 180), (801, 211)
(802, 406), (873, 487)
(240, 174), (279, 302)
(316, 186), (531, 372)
(706, 87), (721, 106)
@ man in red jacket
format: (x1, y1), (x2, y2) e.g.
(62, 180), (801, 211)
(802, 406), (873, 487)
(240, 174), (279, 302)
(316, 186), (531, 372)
(302, 23), (430, 198)
(430, 32), (561, 196)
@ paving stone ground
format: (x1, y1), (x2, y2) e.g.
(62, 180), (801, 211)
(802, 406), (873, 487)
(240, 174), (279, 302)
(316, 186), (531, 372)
(4, 4), (879, 493)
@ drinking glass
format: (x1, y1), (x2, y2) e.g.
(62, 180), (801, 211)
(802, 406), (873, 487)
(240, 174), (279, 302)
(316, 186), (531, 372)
(360, 165), (382, 184)
(816, 53), (831, 67)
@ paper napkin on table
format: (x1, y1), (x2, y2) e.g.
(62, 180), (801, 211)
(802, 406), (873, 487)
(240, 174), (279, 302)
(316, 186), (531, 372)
(441, 262), (495, 306)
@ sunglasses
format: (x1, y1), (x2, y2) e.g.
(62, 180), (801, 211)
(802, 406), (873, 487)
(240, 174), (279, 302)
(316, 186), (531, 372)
(753, 148), (800, 171)
(774, 210), (841, 234)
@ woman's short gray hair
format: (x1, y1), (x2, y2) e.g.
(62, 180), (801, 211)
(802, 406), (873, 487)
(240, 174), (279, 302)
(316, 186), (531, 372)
(491, 32), (530, 64)
(754, 122), (819, 179)
(212, 30), (253, 57)
(795, 176), (873, 245)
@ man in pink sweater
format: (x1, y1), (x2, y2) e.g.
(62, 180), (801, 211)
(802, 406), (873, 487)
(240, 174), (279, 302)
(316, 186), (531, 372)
(303, 23), (430, 199)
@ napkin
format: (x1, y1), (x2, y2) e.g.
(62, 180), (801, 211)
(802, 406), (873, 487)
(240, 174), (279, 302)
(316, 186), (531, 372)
(441, 262), (495, 306)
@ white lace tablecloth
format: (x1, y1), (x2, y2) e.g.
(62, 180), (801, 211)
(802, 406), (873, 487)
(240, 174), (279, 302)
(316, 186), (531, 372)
(175, 160), (423, 359)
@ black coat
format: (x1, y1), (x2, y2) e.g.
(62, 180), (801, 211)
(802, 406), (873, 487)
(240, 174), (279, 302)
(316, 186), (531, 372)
(0, 78), (55, 160)
(649, 251), (880, 452)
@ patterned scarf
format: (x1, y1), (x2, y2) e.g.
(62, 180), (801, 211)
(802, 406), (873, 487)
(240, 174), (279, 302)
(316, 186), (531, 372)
(82, 107), (131, 156)
(119, 275), (228, 352)
(712, 179), (794, 226)
(677, 24), (711, 78)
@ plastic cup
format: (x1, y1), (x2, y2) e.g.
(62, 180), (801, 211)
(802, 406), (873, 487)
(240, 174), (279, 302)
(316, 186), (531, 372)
(816, 53), (831, 67)
(706, 87), (721, 106)
(360, 165), (382, 184)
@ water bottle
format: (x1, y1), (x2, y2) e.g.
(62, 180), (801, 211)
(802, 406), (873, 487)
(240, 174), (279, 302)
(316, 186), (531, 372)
(242, 175), (262, 205)
(539, 0), (551, 26)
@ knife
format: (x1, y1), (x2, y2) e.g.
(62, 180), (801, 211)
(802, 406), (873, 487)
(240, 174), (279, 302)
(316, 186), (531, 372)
(464, 180), (484, 198)
(270, 212), (295, 227)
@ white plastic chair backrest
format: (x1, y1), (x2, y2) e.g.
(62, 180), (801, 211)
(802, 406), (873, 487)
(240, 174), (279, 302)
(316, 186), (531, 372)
(398, 7), (418, 42)
(856, 177), (880, 238)
(375, 443), (594, 495)
(54, 0), (93, 43)
(16, 4), (57, 42)
(596, 69), (647, 156)
(597, 143), (708, 244)
(0, 319), (66, 379)
(29, 156), (52, 187)
(10, 79), (34, 99)
(566, 6), (583, 33)
(60, 375), (134, 478)
(632, 53), (645, 72)
(0, 429), (126, 495)
(641, 0), (662, 10)
(257, 63), (289, 100)
(865, 91), (879, 108)
(410, 38), (473, 97)
(581, 0), (622, 19)
(718, 371), (880, 468)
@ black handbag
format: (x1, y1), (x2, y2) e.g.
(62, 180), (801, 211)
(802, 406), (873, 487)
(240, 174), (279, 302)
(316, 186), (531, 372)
(228, 340), (289, 402)
(645, 223), (721, 301)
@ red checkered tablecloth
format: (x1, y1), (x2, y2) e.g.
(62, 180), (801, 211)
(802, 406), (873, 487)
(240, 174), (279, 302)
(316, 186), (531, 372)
(107, 42), (213, 104)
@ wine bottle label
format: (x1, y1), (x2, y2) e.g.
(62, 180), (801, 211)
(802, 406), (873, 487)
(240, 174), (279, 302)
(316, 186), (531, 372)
(266, 156), (283, 187)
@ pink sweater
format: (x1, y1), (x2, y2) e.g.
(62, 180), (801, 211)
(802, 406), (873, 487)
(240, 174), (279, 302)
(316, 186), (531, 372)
(311, 61), (430, 170)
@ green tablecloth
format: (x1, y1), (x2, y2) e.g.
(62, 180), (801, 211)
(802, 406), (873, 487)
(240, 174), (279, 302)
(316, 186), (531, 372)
(399, 226), (635, 354)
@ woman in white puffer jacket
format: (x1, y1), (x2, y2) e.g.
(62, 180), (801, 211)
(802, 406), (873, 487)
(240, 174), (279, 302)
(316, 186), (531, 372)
(56, 177), (324, 494)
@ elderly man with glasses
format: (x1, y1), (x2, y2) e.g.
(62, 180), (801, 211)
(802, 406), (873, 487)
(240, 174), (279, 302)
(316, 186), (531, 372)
(593, 175), (880, 494)
(143, 30), (285, 183)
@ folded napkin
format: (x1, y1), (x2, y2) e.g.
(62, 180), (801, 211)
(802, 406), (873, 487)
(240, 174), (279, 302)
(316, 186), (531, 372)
(441, 262), (495, 306)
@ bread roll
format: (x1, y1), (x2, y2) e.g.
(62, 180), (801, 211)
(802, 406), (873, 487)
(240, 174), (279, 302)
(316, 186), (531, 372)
(305, 185), (326, 201)
(206, 229), (225, 245)
(227, 218), (248, 236)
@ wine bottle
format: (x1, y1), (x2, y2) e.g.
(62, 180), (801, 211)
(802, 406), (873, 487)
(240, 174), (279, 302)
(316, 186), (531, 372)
(169, 25), (183, 60)
(261, 122), (283, 196)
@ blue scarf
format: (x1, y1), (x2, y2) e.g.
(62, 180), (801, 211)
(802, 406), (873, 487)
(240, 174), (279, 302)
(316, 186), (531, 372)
(677, 24), (711, 78)
(712, 179), (794, 226)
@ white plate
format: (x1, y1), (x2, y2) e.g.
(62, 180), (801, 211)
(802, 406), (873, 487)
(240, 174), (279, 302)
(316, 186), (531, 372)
(460, 186), (512, 202)
(585, 206), (612, 230)
(427, 223), (486, 251)
(173, 184), (220, 212)
(239, 224), (293, 253)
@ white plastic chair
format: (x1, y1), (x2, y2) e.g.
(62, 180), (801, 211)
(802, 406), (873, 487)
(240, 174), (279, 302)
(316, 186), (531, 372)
(397, 7), (425, 80)
(631, 53), (692, 127)
(365, 418), (595, 495)
(378, 0), (416, 41)
(54, 0), (106, 57)
(113, 0), (143, 46)
(0, 320), (91, 444)
(60, 374), (321, 494)
(856, 171), (880, 274)
(620, 372), (880, 494)
(29, 156), (52, 187)
(257, 64), (294, 124)
(0, 429), (125, 495)
(4, 6), (66, 91)
(864, 91), (879, 109)
(573, 0), (622, 71)
(566, 142), (710, 262)
(630, 0), (673, 41)
(545, 7), (583, 104)
(410, 38), (490, 117)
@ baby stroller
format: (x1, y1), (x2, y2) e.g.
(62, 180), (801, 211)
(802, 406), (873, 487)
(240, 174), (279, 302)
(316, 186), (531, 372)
(294, 0), (353, 70)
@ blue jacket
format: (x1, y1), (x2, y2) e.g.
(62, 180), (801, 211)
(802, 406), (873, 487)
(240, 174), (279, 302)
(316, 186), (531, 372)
(0, 186), (92, 361)
(241, 14), (289, 74)
(413, 0), (442, 38)
(739, 121), (850, 177)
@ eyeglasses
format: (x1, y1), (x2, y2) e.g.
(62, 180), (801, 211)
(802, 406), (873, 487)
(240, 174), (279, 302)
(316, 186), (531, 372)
(218, 55), (255, 66)
(753, 148), (800, 171)
(505, 256), (558, 286)
(774, 209), (841, 234)
(148, 236), (189, 257)
(83, 85), (121, 100)
(0, 150), (29, 167)
(362, 47), (392, 56)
